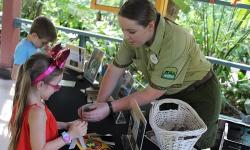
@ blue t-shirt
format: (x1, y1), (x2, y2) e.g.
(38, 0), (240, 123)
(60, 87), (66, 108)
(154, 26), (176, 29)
(14, 39), (37, 65)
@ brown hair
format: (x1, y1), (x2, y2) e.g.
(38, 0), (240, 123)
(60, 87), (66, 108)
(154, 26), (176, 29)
(30, 16), (57, 42)
(8, 53), (63, 150)
(118, 0), (157, 27)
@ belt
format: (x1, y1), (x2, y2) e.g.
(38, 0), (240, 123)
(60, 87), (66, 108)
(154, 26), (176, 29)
(184, 70), (214, 93)
(192, 70), (213, 88)
(159, 70), (214, 99)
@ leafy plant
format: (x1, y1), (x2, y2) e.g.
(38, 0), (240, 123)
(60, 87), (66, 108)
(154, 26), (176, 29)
(222, 79), (250, 114)
(22, 0), (44, 19)
(172, 0), (191, 14)
(0, 0), (2, 11)
(176, 1), (250, 114)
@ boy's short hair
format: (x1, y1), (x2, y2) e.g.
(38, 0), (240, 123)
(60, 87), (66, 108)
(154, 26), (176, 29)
(30, 16), (57, 42)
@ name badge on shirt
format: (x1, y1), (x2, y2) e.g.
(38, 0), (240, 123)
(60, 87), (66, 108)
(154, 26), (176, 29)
(161, 67), (177, 80)
(150, 53), (158, 64)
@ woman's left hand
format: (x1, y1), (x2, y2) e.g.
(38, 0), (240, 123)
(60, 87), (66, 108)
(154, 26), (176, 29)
(78, 102), (110, 122)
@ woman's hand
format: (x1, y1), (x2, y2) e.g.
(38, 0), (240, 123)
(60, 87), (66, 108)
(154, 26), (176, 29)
(78, 102), (110, 122)
(67, 120), (88, 138)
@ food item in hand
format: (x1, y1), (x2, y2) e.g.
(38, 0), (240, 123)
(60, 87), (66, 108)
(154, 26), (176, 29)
(83, 104), (96, 112)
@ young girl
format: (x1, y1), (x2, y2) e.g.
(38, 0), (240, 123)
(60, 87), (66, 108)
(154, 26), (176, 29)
(9, 49), (87, 150)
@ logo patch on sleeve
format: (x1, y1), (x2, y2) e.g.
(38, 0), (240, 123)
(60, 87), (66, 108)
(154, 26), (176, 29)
(161, 67), (177, 80)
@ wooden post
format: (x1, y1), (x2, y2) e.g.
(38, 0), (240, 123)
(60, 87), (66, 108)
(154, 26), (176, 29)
(0, 0), (21, 68)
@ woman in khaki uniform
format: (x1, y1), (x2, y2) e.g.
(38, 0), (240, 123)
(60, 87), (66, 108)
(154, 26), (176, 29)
(78, 0), (221, 149)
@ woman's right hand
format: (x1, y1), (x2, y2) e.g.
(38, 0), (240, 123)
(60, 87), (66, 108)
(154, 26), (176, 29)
(67, 120), (87, 139)
(78, 102), (110, 122)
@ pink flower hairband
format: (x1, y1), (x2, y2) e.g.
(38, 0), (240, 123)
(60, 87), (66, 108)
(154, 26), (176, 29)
(32, 43), (70, 85)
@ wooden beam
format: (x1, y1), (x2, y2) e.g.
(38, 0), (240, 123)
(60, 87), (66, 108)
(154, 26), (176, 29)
(90, 0), (169, 15)
(90, 0), (119, 14)
(155, 0), (168, 16)
(0, 0), (21, 68)
(197, 0), (250, 10)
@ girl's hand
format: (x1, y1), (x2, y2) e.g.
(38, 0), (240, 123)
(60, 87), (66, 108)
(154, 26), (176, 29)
(67, 119), (82, 129)
(68, 121), (88, 138)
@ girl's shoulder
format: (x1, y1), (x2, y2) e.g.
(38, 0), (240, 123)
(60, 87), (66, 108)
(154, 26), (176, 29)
(28, 103), (46, 121)
(27, 102), (45, 110)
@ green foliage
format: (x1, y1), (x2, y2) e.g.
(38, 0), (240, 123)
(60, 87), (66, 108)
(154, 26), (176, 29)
(22, 0), (44, 19)
(132, 71), (147, 90)
(94, 0), (124, 7)
(40, 0), (122, 64)
(176, 2), (250, 114)
(172, 0), (191, 14)
(177, 2), (250, 67)
(85, 37), (120, 63)
(0, 0), (2, 11)
(42, 0), (93, 29)
(223, 79), (250, 114)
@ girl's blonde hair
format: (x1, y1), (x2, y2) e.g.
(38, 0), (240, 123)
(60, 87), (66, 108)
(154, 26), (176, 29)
(8, 53), (63, 150)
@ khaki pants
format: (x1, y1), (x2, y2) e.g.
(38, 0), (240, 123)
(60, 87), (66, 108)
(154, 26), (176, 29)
(159, 72), (222, 149)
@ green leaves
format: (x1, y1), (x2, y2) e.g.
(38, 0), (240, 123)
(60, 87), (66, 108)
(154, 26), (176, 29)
(177, 1), (250, 115)
(222, 77), (250, 114)
(172, 0), (191, 14)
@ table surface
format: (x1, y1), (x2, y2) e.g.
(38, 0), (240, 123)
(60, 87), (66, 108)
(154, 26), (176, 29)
(46, 69), (159, 150)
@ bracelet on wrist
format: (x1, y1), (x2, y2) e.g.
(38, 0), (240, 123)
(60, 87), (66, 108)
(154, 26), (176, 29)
(61, 131), (72, 145)
(106, 101), (114, 114)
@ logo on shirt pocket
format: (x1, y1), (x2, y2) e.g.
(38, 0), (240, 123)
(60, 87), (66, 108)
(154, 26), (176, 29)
(161, 67), (177, 80)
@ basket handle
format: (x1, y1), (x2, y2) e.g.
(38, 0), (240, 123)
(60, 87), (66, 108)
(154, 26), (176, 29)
(184, 136), (197, 140)
(178, 136), (197, 140)
(159, 103), (179, 111)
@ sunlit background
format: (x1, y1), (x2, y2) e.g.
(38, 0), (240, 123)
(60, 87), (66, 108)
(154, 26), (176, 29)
(0, 79), (14, 150)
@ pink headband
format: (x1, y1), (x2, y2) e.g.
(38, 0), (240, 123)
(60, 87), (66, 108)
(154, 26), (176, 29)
(32, 44), (70, 85)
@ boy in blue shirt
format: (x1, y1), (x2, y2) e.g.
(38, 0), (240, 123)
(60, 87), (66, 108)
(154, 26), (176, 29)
(11, 16), (57, 80)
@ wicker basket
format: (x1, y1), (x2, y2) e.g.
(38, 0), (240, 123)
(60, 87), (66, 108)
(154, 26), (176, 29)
(149, 98), (207, 150)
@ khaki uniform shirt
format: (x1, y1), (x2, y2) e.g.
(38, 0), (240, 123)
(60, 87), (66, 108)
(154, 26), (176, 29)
(113, 16), (212, 95)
